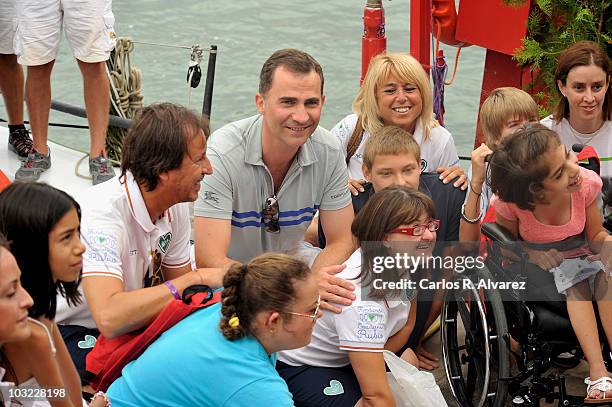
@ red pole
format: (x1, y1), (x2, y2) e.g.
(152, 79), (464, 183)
(410, 0), (431, 70)
(361, 0), (387, 84)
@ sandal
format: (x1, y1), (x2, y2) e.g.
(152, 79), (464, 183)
(585, 376), (612, 404)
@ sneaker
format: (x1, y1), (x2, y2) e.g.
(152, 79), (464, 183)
(89, 155), (116, 185)
(8, 128), (33, 158)
(15, 149), (51, 182)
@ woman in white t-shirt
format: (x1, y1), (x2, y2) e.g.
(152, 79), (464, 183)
(333, 52), (466, 191)
(278, 186), (438, 406)
(541, 40), (611, 176)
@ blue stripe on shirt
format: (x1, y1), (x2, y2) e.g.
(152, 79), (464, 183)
(232, 205), (319, 220)
(231, 214), (314, 229)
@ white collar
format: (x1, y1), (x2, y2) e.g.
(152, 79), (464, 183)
(122, 171), (171, 233)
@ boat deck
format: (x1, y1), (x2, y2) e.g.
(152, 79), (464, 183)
(0, 126), (94, 198)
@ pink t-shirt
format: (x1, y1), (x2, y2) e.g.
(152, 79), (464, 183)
(491, 167), (602, 243)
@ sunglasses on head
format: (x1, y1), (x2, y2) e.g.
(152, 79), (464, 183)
(262, 195), (280, 233)
(389, 219), (440, 236)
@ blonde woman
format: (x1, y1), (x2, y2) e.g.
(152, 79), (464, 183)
(333, 52), (466, 192)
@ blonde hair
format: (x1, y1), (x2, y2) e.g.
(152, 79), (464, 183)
(363, 126), (421, 169)
(353, 52), (434, 140)
(479, 87), (539, 147)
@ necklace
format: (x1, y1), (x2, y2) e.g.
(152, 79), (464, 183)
(567, 120), (603, 146)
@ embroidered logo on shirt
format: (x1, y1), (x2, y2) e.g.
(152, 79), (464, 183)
(331, 191), (348, 200)
(85, 229), (120, 263)
(203, 191), (219, 204)
(158, 232), (172, 253)
(323, 380), (344, 396)
(356, 306), (385, 341)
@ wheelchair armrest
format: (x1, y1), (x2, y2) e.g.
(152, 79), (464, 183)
(602, 176), (612, 207)
(481, 223), (524, 257)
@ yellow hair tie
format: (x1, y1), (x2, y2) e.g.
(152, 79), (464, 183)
(228, 315), (240, 328)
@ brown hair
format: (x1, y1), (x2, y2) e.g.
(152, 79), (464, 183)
(0, 232), (8, 252)
(554, 40), (611, 122)
(352, 186), (435, 299)
(489, 123), (561, 211)
(362, 126), (421, 170)
(120, 103), (210, 191)
(219, 253), (311, 340)
(259, 49), (324, 95)
(480, 87), (539, 147)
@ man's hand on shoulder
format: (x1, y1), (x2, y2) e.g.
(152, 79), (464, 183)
(318, 264), (355, 314)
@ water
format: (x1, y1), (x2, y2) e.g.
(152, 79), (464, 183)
(1, 0), (485, 159)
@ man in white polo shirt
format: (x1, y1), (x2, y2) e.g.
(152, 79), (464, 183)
(56, 103), (224, 382)
(194, 49), (355, 283)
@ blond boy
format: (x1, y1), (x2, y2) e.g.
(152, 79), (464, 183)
(460, 87), (539, 242)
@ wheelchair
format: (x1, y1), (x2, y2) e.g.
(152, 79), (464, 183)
(441, 145), (612, 407)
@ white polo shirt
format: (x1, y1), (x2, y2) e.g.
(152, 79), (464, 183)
(331, 113), (460, 179)
(278, 249), (410, 368)
(55, 171), (191, 327)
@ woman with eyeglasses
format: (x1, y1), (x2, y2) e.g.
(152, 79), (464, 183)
(278, 186), (438, 407)
(106, 253), (320, 407)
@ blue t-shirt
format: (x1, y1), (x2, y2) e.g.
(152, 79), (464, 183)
(107, 303), (295, 407)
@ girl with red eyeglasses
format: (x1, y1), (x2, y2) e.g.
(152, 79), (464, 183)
(278, 185), (439, 407)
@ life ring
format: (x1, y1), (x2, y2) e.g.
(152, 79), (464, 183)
(432, 0), (469, 48)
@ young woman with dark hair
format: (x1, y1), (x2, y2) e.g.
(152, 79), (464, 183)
(279, 186), (437, 407)
(0, 183), (85, 406)
(106, 253), (319, 406)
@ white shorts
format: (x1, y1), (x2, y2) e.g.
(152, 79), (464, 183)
(15, 0), (116, 66)
(0, 0), (18, 54)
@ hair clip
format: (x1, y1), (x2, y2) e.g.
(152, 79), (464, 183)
(229, 315), (240, 328)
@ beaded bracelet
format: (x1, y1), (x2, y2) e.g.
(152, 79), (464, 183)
(461, 202), (483, 224)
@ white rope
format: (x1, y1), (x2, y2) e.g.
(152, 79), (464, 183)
(105, 37), (143, 163)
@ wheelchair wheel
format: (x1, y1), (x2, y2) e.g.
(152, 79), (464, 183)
(441, 266), (511, 407)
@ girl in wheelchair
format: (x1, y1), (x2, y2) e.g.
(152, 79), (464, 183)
(277, 186), (437, 407)
(489, 123), (612, 403)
